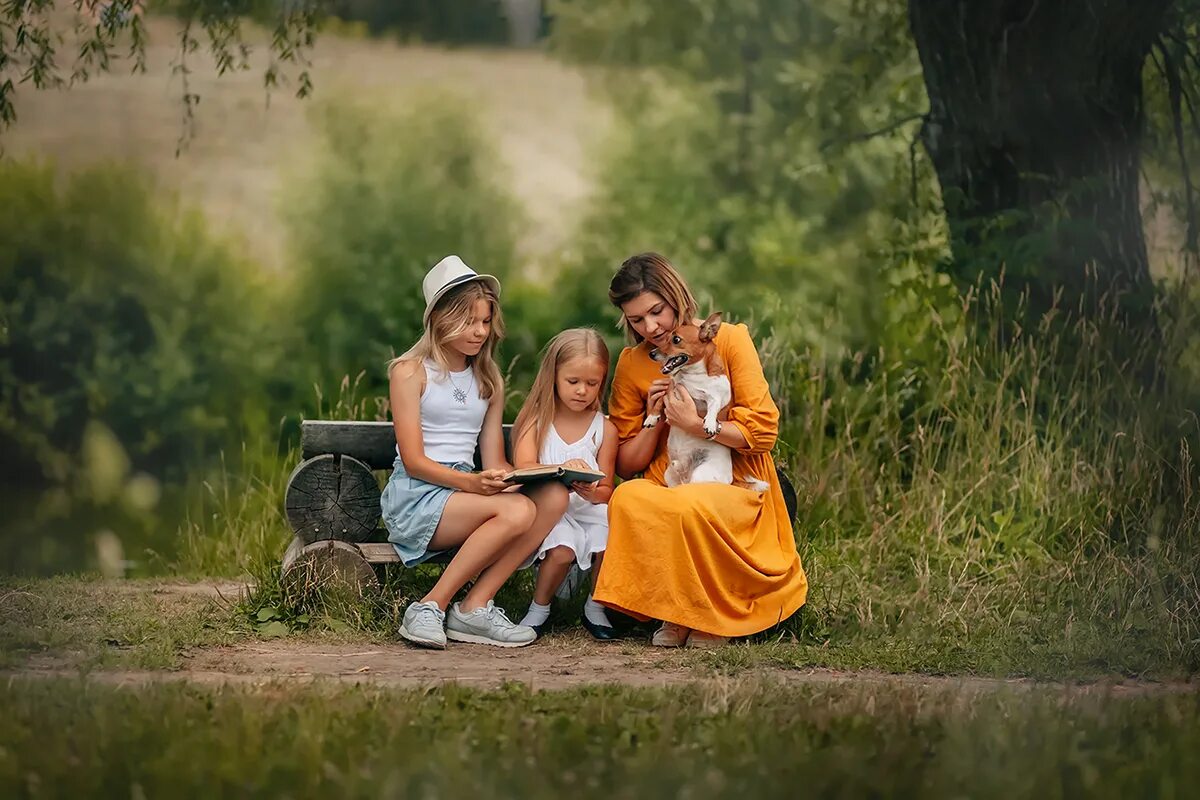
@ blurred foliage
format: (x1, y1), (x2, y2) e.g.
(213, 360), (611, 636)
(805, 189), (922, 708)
(546, 0), (931, 355)
(283, 93), (524, 410)
(0, 159), (277, 572)
(1141, 1), (1200, 262)
(327, 0), (516, 43)
(0, 0), (322, 145)
(0, 160), (274, 486)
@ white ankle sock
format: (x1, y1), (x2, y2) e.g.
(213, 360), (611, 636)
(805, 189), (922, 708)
(520, 601), (551, 627)
(583, 596), (611, 627)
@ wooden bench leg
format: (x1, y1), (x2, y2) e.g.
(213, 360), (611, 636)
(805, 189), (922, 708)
(285, 454), (381, 544)
(281, 536), (379, 596)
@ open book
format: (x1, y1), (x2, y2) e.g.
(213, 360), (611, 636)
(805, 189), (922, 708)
(503, 465), (605, 486)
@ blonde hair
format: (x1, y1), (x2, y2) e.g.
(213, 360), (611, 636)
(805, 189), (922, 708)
(608, 252), (699, 344)
(387, 280), (504, 399)
(513, 328), (610, 456)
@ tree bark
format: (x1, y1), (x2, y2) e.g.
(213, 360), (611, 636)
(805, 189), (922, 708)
(908, 0), (1172, 322)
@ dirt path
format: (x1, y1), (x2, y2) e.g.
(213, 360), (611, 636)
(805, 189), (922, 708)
(6, 579), (1195, 694)
(12, 636), (1196, 694)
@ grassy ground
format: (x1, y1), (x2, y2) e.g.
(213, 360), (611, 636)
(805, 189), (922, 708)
(6, 565), (1190, 686)
(0, 577), (242, 672)
(1, 677), (1197, 797)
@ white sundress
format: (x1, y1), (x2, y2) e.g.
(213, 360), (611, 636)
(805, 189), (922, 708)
(532, 411), (609, 570)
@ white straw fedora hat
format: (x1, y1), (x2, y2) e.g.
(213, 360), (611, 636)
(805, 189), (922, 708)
(421, 255), (501, 325)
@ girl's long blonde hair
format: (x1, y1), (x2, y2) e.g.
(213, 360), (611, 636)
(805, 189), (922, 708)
(387, 280), (504, 399)
(513, 328), (610, 455)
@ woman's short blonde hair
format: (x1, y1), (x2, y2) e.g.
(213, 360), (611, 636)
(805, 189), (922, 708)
(607, 252), (699, 344)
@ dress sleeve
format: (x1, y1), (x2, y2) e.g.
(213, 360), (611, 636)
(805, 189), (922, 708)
(607, 348), (646, 446)
(725, 323), (779, 454)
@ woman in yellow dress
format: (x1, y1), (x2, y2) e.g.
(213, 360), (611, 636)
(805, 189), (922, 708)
(592, 253), (808, 647)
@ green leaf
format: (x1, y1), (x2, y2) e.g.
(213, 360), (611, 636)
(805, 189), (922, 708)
(255, 607), (280, 622)
(256, 621), (290, 638)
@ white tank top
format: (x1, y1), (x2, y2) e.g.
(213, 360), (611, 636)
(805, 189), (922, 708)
(398, 360), (489, 465)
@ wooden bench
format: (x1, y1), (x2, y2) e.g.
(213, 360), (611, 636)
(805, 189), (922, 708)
(281, 419), (798, 591)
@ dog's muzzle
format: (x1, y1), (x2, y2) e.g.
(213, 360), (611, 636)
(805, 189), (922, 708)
(659, 354), (689, 374)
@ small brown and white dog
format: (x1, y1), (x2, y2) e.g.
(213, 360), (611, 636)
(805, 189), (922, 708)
(643, 313), (765, 490)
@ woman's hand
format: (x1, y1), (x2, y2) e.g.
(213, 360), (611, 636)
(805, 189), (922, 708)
(646, 378), (670, 419)
(664, 385), (704, 437)
(470, 468), (511, 495)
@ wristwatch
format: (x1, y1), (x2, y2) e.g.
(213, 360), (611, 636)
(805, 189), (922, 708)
(705, 420), (723, 440)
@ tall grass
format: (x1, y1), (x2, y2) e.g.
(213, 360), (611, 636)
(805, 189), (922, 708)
(174, 373), (389, 578)
(174, 442), (295, 579)
(760, 279), (1200, 676)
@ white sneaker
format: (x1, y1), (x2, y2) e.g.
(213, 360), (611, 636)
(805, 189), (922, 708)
(447, 601), (538, 648)
(399, 600), (446, 649)
(651, 621), (691, 647)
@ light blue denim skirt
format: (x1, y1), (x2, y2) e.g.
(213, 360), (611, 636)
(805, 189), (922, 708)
(380, 456), (473, 567)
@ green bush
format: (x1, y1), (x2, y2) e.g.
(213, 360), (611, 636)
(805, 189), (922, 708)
(0, 159), (276, 572)
(284, 93), (524, 414)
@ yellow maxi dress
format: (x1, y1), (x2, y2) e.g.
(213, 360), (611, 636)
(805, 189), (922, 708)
(593, 322), (808, 637)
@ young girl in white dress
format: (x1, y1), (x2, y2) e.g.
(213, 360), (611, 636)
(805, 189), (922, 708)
(512, 328), (620, 640)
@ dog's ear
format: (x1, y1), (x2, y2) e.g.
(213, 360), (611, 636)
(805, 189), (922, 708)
(698, 312), (723, 342)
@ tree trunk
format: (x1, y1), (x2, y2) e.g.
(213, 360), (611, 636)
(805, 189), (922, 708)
(500, 0), (541, 47)
(908, 0), (1172, 323)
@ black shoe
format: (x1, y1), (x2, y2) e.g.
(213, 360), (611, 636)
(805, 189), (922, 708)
(581, 615), (620, 641)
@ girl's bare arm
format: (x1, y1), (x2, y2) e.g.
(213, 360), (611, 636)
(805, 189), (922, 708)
(511, 424), (544, 469)
(477, 383), (512, 472)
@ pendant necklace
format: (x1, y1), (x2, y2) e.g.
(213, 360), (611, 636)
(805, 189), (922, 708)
(447, 367), (473, 405)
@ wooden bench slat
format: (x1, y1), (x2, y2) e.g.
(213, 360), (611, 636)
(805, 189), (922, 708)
(358, 541), (455, 565)
(301, 420), (398, 471)
(357, 542), (402, 563)
(301, 420), (512, 471)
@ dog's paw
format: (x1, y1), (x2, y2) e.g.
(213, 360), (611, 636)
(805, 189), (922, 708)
(734, 477), (770, 493)
(703, 421), (719, 437)
(643, 414), (660, 429)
